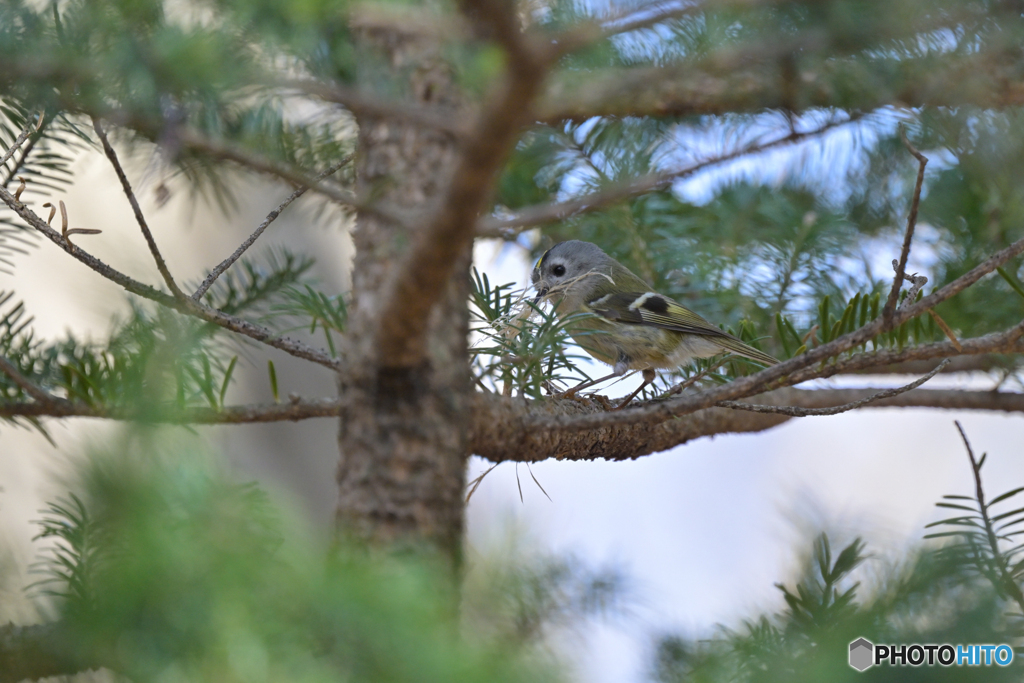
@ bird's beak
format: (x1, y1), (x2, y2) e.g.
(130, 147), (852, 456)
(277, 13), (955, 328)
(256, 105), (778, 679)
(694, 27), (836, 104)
(532, 287), (548, 305)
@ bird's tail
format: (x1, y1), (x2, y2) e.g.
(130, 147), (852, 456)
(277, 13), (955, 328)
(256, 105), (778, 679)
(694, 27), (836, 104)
(717, 336), (779, 367)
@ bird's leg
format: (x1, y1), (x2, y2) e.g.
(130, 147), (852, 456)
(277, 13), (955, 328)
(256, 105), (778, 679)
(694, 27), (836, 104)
(556, 358), (629, 399)
(612, 368), (657, 410)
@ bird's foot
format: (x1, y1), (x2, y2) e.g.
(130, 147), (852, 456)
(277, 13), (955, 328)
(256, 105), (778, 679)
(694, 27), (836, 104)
(555, 390), (597, 406)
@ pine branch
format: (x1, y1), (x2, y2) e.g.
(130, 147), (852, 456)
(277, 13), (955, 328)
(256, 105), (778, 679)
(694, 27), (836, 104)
(954, 421), (1024, 615)
(0, 182), (340, 369)
(0, 113), (39, 169)
(477, 116), (855, 237)
(0, 353), (61, 407)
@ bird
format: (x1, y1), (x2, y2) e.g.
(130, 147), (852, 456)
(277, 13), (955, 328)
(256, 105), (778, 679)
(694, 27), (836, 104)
(530, 240), (778, 407)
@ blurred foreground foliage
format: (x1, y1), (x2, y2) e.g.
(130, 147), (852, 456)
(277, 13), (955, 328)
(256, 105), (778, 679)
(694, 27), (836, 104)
(25, 432), (571, 683)
(653, 428), (1024, 682)
(22, 423), (1024, 683)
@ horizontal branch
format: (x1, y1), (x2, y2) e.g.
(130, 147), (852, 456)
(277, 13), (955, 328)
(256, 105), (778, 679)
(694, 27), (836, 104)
(845, 353), (1022, 376)
(469, 386), (1024, 463)
(786, 328), (1024, 385)
(4, 380), (1021, 452)
(719, 359), (950, 417)
(0, 184), (340, 369)
(537, 44), (1024, 123)
(477, 117), (852, 237)
(0, 397), (341, 423)
(0, 354), (60, 406)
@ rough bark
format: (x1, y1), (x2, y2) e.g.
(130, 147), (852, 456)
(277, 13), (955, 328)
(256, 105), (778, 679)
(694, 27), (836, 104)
(335, 23), (471, 565)
(469, 387), (1024, 463)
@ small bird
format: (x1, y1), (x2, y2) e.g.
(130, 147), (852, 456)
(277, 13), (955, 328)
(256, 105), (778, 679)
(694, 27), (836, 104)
(531, 240), (778, 406)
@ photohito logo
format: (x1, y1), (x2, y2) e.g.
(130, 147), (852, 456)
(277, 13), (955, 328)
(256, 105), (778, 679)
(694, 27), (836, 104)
(849, 638), (1014, 671)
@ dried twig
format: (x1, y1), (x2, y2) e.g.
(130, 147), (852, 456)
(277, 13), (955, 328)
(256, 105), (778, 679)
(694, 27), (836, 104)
(465, 462), (500, 503)
(928, 309), (963, 352)
(897, 270), (928, 309)
(718, 359), (950, 416)
(884, 125), (928, 323)
(193, 156), (351, 300)
(92, 118), (184, 297)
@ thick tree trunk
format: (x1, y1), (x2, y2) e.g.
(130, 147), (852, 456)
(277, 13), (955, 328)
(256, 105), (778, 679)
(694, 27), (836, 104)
(336, 23), (471, 567)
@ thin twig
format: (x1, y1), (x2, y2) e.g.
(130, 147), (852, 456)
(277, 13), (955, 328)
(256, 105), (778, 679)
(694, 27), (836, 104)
(884, 125), (928, 322)
(0, 115), (40, 169)
(0, 354), (63, 406)
(526, 463), (552, 501)
(954, 421), (1024, 615)
(0, 182), (340, 369)
(193, 156), (350, 300)
(92, 118), (185, 298)
(719, 359), (950, 416)
(477, 117), (855, 237)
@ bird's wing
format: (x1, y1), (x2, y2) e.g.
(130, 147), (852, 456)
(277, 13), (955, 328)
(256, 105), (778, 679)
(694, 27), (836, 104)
(586, 291), (778, 366)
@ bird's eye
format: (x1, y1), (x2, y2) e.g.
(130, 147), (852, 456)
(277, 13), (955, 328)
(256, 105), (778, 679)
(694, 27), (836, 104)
(552, 264), (566, 277)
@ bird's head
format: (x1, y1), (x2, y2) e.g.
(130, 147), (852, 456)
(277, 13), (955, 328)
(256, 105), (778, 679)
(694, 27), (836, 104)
(531, 240), (614, 307)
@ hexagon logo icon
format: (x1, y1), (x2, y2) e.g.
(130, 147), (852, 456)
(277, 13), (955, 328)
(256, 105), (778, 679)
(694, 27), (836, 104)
(849, 638), (874, 671)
